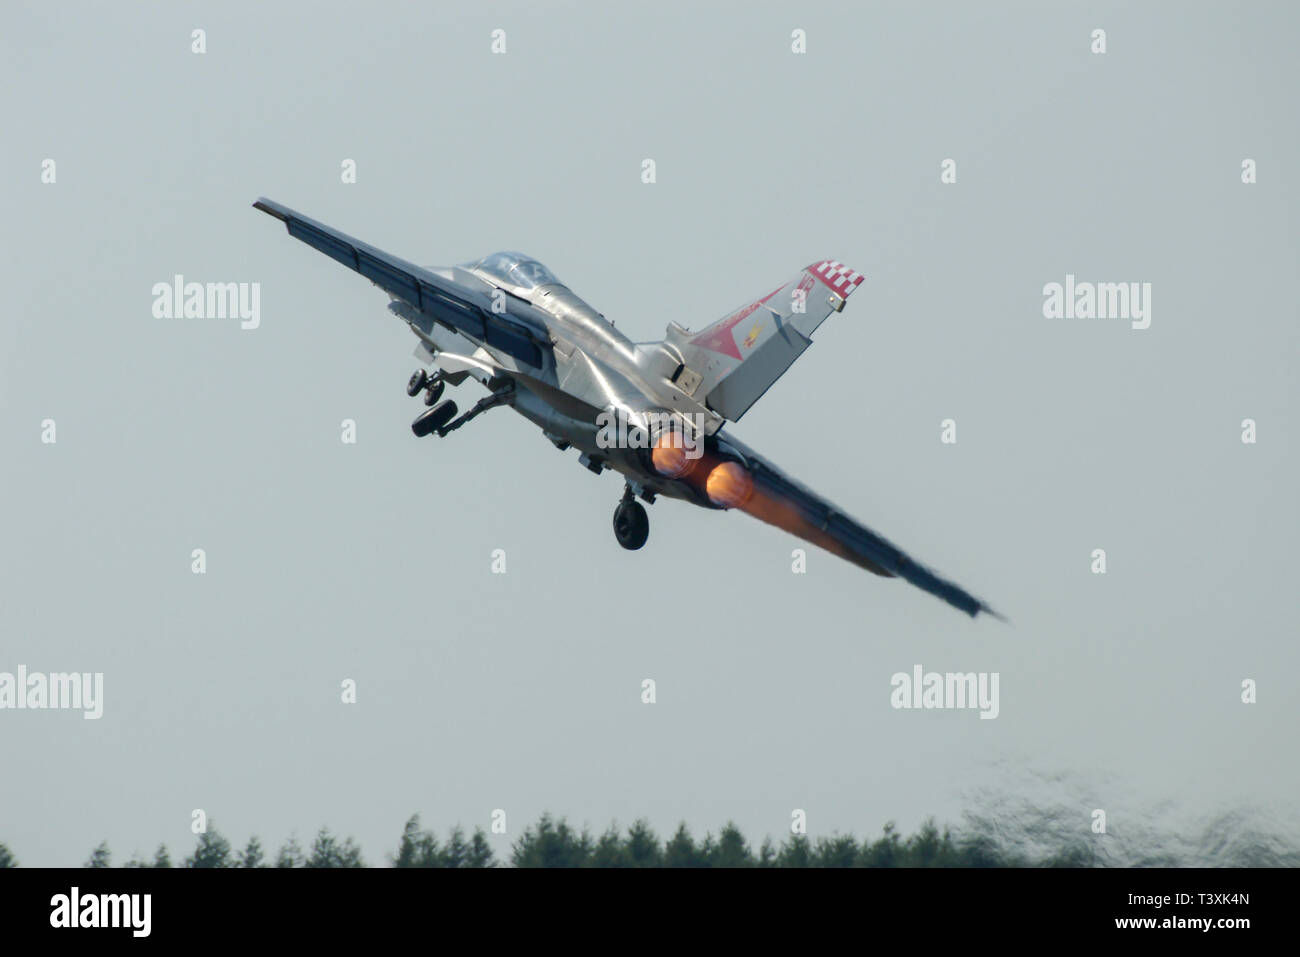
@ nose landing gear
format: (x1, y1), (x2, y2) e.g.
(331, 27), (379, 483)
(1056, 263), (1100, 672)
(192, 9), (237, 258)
(407, 369), (446, 405)
(406, 369), (430, 396)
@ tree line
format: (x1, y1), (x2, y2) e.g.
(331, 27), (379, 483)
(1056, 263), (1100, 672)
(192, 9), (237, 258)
(0, 813), (1099, 868)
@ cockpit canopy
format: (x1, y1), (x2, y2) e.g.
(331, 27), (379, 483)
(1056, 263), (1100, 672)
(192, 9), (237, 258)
(469, 251), (561, 290)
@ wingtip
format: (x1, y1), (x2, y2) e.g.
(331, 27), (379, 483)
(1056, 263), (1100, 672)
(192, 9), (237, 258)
(980, 605), (1010, 624)
(251, 197), (286, 221)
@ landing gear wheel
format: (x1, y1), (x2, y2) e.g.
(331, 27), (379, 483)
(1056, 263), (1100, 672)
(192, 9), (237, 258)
(411, 400), (459, 437)
(422, 380), (446, 406)
(612, 500), (649, 550)
(406, 369), (429, 397)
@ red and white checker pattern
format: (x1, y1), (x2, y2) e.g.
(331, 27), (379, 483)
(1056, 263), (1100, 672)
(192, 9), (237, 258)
(808, 260), (864, 297)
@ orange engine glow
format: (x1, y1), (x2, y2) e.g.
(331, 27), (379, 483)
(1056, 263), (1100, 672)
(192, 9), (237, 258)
(651, 430), (696, 478)
(706, 461), (754, 509)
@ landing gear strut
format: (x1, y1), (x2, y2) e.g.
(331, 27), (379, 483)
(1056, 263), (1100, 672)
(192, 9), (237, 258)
(612, 485), (649, 550)
(410, 381), (514, 439)
(436, 384), (514, 437)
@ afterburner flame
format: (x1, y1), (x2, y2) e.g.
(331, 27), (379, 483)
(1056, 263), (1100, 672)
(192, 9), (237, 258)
(706, 461), (754, 509)
(653, 437), (888, 576)
(651, 430), (695, 478)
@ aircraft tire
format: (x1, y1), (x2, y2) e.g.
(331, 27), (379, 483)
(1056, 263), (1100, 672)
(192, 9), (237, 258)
(406, 369), (429, 396)
(613, 500), (649, 550)
(412, 400), (458, 437)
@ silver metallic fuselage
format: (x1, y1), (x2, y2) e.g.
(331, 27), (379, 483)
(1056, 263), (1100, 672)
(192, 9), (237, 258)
(403, 264), (725, 506)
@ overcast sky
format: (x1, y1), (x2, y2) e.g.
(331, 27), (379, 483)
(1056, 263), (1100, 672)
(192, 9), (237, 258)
(2, 1), (1297, 865)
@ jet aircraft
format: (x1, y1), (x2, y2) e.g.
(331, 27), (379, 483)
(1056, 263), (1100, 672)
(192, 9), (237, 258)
(253, 198), (1000, 618)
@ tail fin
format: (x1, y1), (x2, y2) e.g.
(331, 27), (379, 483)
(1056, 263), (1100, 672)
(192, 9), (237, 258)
(663, 261), (864, 421)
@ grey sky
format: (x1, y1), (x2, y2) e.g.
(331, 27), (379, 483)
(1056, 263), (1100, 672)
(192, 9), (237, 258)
(2, 1), (1297, 865)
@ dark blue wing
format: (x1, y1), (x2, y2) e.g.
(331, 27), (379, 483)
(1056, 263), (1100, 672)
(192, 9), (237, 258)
(252, 197), (549, 369)
(721, 431), (1003, 619)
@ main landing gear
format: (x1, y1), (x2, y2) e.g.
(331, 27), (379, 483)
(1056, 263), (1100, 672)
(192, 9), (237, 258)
(408, 368), (455, 436)
(612, 484), (650, 550)
(407, 368), (514, 439)
(411, 400), (459, 437)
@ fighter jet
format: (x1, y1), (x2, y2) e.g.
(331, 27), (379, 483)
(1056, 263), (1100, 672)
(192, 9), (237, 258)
(253, 198), (1000, 618)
